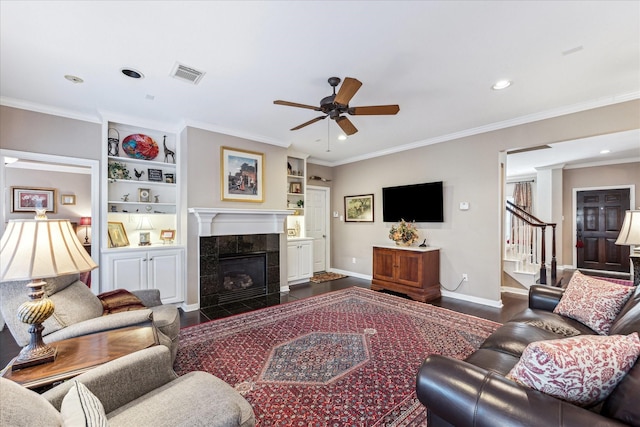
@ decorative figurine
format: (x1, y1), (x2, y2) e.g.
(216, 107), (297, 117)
(163, 136), (175, 164)
(154, 195), (159, 203)
(134, 168), (145, 180)
(122, 194), (129, 202)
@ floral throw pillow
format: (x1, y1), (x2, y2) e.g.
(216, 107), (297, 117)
(553, 271), (636, 335)
(507, 333), (640, 407)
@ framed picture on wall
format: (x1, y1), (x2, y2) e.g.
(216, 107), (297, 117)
(61, 194), (76, 205)
(11, 187), (57, 213)
(344, 194), (374, 222)
(220, 146), (264, 202)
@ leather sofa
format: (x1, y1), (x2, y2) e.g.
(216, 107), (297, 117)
(416, 280), (639, 427)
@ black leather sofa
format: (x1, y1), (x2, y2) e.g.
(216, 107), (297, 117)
(416, 282), (640, 427)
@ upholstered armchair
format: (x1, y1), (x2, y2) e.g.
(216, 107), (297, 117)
(1, 346), (256, 427)
(0, 273), (180, 363)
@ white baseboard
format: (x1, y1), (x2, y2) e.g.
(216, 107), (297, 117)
(180, 302), (200, 312)
(328, 268), (371, 281)
(501, 286), (529, 296)
(439, 289), (503, 308)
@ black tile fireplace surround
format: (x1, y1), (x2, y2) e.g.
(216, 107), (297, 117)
(199, 233), (280, 310)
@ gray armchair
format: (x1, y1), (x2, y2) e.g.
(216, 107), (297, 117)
(0, 273), (180, 363)
(1, 346), (256, 426)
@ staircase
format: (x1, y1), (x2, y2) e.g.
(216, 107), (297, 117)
(503, 201), (557, 292)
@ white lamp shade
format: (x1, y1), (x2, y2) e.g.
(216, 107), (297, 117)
(0, 219), (98, 282)
(136, 216), (154, 231)
(615, 210), (640, 246)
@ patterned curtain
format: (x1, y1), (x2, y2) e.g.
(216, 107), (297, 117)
(513, 182), (533, 213)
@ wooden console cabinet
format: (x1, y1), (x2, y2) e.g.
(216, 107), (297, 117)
(371, 245), (441, 302)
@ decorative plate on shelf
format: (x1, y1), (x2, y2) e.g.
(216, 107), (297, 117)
(122, 134), (159, 160)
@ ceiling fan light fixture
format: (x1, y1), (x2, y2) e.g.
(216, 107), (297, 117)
(338, 135), (347, 141)
(492, 79), (512, 90)
(121, 68), (144, 79)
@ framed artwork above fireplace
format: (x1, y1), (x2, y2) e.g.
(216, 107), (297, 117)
(221, 146), (264, 203)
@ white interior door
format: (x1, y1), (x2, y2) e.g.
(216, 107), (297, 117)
(306, 186), (330, 273)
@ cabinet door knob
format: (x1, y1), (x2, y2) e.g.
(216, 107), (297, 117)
(149, 258), (153, 261)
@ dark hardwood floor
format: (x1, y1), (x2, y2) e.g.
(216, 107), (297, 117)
(1, 276), (528, 369)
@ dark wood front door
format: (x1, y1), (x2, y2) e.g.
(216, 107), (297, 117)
(576, 188), (630, 272)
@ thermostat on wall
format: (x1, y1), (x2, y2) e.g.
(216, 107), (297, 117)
(459, 202), (470, 210)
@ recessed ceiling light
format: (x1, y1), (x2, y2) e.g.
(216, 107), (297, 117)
(600, 149), (611, 154)
(121, 68), (144, 79)
(338, 135), (347, 141)
(492, 79), (512, 90)
(64, 75), (84, 84)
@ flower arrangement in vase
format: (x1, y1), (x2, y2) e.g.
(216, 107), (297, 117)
(389, 219), (419, 246)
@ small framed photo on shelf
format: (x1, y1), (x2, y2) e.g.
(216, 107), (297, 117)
(165, 173), (175, 184)
(11, 187), (57, 213)
(61, 194), (76, 205)
(107, 222), (130, 248)
(344, 194), (374, 222)
(287, 228), (297, 237)
(160, 229), (176, 244)
(290, 182), (302, 194)
(138, 188), (151, 203)
(148, 168), (163, 182)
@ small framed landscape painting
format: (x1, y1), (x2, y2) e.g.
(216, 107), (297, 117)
(221, 146), (264, 202)
(344, 194), (374, 222)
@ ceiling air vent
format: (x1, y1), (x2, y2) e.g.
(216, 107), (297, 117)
(170, 62), (205, 85)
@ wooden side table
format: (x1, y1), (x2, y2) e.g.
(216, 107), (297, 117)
(2, 325), (158, 390)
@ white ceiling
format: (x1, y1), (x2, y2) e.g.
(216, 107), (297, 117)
(1, 1), (639, 172)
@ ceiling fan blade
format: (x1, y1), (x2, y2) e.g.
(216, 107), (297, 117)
(274, 100), (322, 111)
(334, 77), (362, 106)
(335, 116), (358, 135)
(348, 105), (400, 115)
(290, 115), (327, 131)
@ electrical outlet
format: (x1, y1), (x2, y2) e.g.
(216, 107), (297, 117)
(462, 273), (468, 282)
(352, 257), (356, 264)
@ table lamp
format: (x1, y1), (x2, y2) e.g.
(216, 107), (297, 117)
(0, 217), (98, 369)
(79, 216), (91, 244)
(615, 210), (640, 287)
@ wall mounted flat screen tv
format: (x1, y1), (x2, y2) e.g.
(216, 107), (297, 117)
(382, 181), (444, 222)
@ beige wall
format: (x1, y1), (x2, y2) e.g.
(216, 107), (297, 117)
(1, 99), (638, 308)
(330, 100), (640, 305)
(562, 162), (640, 267)
(0, 106), (101, 160)
(307, 163), (333, 188)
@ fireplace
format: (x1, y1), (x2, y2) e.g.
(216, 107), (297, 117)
(199, 233), (280, 309)
(218, 253), (266, 304)
(189, 207), (290, 311)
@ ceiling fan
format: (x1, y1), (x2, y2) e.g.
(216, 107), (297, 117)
(274, 77), (399, 136)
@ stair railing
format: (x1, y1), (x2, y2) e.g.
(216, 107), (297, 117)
(506, 200), (557, 285)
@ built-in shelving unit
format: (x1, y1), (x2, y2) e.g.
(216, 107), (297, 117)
(286, 154), (307, 237)
(100, 119), (184, 303)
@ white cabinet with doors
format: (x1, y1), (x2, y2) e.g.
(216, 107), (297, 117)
(287, 238), (313, 285)
(102, 247), (184, 304)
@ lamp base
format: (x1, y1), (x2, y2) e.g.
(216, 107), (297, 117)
(13, 340), (57, 370)
(12, 279), (58, 370)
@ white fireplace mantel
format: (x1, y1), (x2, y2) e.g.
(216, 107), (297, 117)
(189, 207), (291, 237)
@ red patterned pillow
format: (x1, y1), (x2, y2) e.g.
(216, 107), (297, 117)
(97, 289), (146, 315)
(553, 271), (636, 335)
(507, 333), (640, 407)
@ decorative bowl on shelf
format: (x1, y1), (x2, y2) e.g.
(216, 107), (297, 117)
(122, 134), (159, 160)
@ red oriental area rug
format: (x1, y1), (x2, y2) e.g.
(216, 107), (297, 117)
(174, 287), (500, 426)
